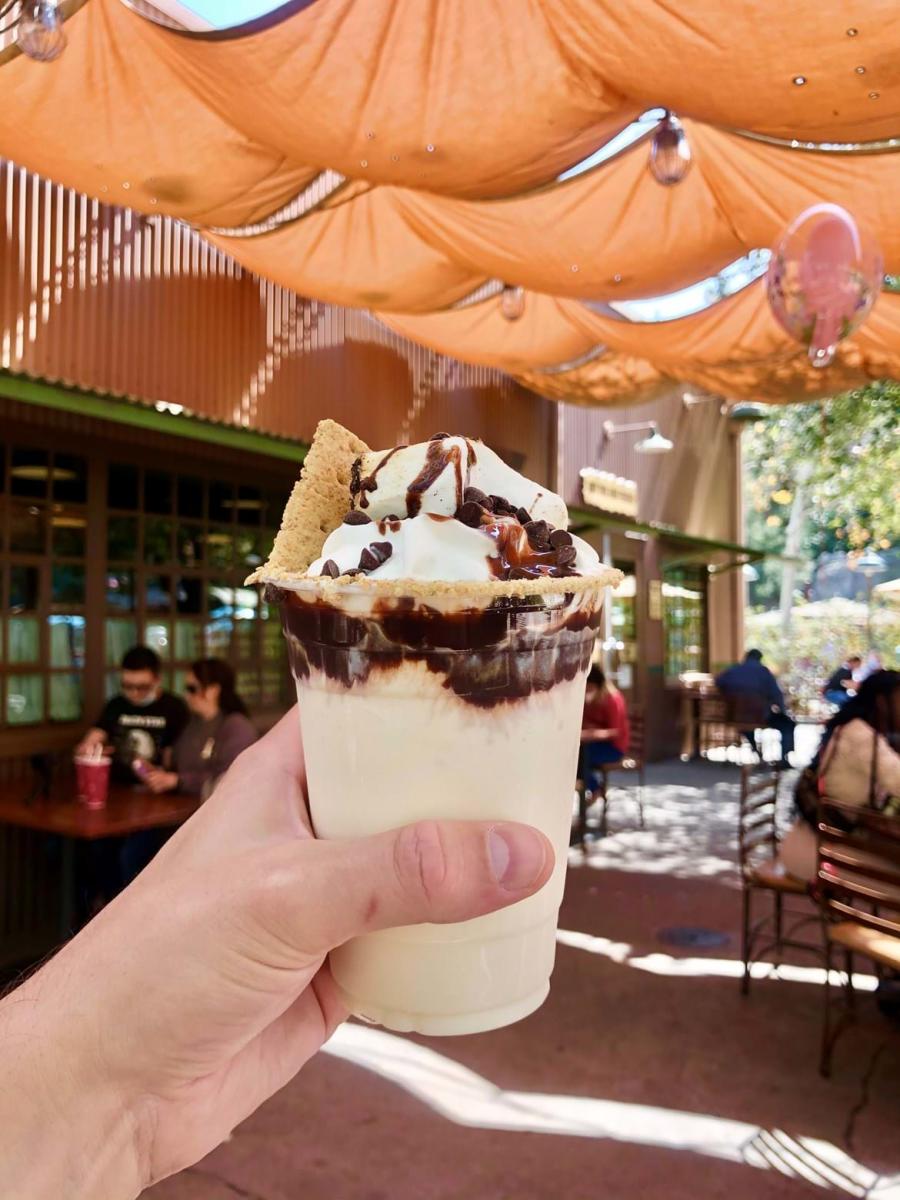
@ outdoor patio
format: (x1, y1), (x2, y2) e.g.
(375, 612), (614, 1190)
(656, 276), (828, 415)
(150, 757), (900, 1200)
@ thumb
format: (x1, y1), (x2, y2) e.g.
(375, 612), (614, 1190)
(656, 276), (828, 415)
(256, 820), (555, 958)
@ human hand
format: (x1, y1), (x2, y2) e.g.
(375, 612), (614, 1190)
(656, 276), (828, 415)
(74, 727), (106, 758)
(144, 768), (179, 794)
(0, 708), (553, 1198)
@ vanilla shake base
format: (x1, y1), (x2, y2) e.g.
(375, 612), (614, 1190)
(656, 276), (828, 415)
(296, 667), (585, 1034)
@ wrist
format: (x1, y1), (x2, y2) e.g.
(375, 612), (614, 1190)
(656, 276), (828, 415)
(0, 963), (146, 1200)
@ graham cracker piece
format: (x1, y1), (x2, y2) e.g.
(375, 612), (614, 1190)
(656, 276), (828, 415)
(247, 419), (369, 583)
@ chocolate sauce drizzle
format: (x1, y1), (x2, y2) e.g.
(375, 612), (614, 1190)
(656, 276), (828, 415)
(406, 438), (464, 518)
(352, 446), (403, 510)
(270, 586), (601, 708)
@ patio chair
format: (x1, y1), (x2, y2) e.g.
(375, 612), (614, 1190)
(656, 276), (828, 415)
(739, 762), (820, 995)
(701, 693), (770, 761)
(594, 711), (645, 837)
(817, 798), (900, 1077)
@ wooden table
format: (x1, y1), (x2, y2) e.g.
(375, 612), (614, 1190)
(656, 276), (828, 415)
(0, 783), (200, 939)
(678, 685), (718, 760)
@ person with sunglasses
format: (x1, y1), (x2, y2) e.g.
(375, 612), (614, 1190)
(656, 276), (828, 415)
(76, 645), (189, 785)
(144, 658), (258, 799)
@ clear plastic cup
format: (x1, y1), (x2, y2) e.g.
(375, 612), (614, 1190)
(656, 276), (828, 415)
(75, 756), (112, 809)
(273, 580), (605, 1036)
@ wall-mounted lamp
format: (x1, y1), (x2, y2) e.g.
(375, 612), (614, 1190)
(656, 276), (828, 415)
(601, 420), (674, 455)
(726, 402), (769, 424)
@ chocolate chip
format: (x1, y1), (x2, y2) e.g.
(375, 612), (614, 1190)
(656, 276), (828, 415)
(429, 432), (451, 441)
(509, 566), (535, 580)
(464, 486), (489, 507)
(525, 519), (551, 549)
(549, 529), (573, 548)
(343, 510), (371, 525)
(457, 501), (485, 527)
(490, 494), (514, 515)
(384, 513), (400, 522)
(320, 559), (340, 578)
(516, 507), (531, 525)
(556, 544), (577, 567)
(344, 568), (363, 577)
(368, 541), (393, 565)
(359, 547), (380, 571)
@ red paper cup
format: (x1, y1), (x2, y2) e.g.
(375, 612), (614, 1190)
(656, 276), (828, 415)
(75, 757), (111, 809)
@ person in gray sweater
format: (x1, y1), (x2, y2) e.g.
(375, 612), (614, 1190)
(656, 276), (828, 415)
(145, 658), (258, 798)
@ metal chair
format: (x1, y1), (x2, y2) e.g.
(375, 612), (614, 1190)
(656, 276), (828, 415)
(701, 693), (770, 761)
(739, 762), (819, 995)
(594, 711), (645, 837)
(817, 797), (900, 1077)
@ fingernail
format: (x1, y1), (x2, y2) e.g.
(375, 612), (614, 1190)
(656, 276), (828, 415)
(488, 824), (548, 890)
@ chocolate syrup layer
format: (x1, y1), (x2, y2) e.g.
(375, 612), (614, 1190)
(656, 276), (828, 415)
(269, 585), (602, 708)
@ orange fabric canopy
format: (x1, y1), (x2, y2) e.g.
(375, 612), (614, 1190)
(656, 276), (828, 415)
(3, 0), (900, 406)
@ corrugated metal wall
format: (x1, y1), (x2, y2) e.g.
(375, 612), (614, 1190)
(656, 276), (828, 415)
(0, 159), (553, 482)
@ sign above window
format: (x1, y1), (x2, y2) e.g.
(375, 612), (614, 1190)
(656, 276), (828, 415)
(579, 468), (639, 519)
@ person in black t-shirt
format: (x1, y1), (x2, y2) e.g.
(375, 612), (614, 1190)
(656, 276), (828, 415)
(76, 645), (189, 784)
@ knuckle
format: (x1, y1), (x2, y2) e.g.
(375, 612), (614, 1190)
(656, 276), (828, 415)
(392, 820), (449, 905)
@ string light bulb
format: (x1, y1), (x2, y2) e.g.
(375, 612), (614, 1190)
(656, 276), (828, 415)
(649, 112), (692, 186)
(17, 0), (66, 62)
(500, 285), (525, 322)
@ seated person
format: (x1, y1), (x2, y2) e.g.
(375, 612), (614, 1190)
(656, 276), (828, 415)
(822, 655), (862, 708)
(145, 658), (258, 799)
(780, 670), (900, 883)
(715, 648), (795, 768)
(76, 645), (189, 783)
(581, 666), (630, 782)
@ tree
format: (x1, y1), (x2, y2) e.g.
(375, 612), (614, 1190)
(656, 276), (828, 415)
(742, 381), (900, 610)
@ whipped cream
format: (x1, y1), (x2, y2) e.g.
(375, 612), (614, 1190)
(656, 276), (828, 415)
(306, 433), (605, 584)
(354, 436), (568, 527)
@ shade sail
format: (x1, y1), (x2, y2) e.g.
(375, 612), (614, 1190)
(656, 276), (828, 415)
(3, 0), (900, 406)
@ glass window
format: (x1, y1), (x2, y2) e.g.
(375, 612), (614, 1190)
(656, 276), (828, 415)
(237, 669), (261, 706)
(177, 476), (204, 519)
(209, 482), (234, 524)
(52, 509), (87, 557)
(10, 502), (45, 553)
(49, 614), (85, 668)
(174, 621), (201, 660)
(10, 448), (49, 498)
(106, 618), (137, 667)
(177, 524), (204, 568)
(145, 518), (174, 565)
(234, 586), (259, 657)
(145, 621), (171, 658)
(206, 528), (232, 569)
(0, 443), (5, 493)
(107, 515), (138, 562)
(235, 485), (263, 527)
(106, 570), (135, 612)
(52, 564), (85, 606)
(8, 615), (39, 664)
(145, 575), (172, 612)
(175, 577), (202, 615)
(6, 674), (44, 724)
(108, 463), (139, 511)
(663, 566), (708, 680)
(50, 673), (82, 722)
(144, 471), (173, 515)
(53, 454), (87, 504)
(10, 565), (39, 611)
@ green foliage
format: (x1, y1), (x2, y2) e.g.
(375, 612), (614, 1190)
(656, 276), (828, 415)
(743, 381), (900, 608)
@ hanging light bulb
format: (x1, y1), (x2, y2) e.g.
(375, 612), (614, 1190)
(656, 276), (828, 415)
(17, 0), (67, 62)
(649, 112), (692, 186)
(500, 285), (525, 322)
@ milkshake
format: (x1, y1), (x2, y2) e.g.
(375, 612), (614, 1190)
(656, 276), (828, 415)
(251, 421), (620, 1035)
